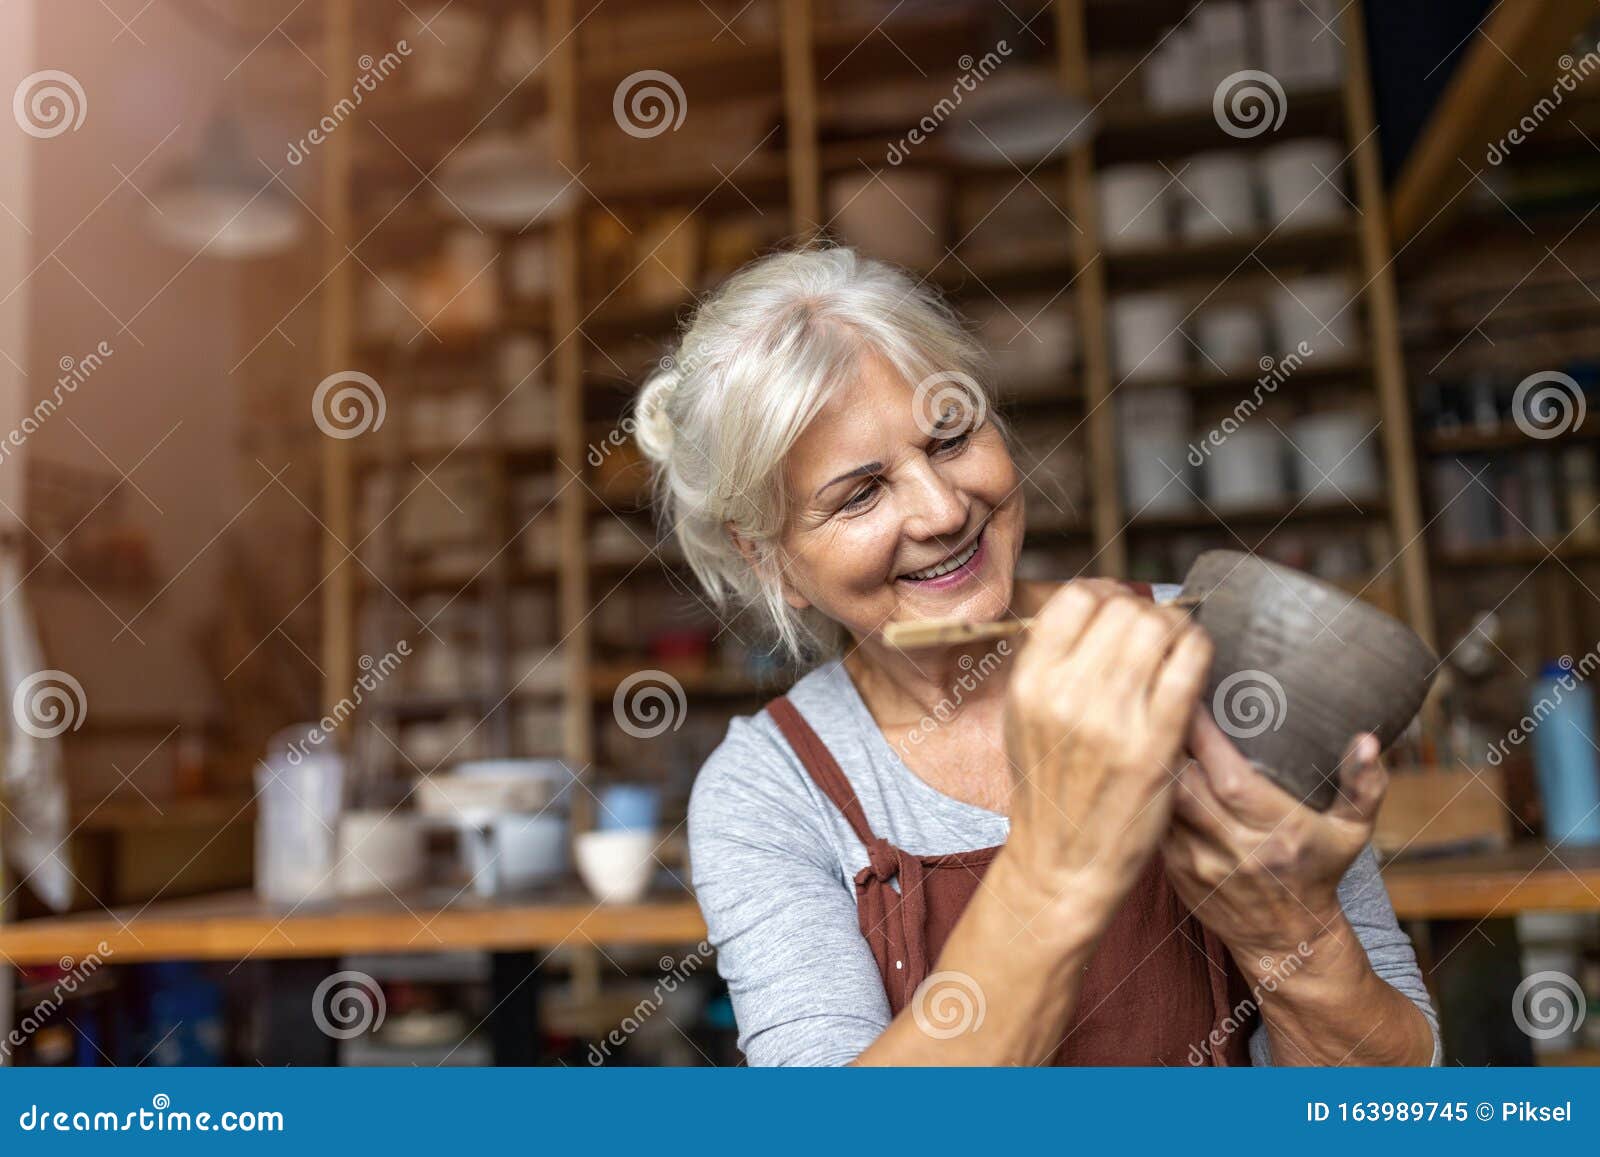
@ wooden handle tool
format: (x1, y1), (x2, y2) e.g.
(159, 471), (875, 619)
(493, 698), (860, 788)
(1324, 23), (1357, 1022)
(883, 596), (1202, 651)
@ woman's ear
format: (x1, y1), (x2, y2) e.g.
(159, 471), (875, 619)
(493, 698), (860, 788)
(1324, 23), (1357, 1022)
(727, 523), (811, 612)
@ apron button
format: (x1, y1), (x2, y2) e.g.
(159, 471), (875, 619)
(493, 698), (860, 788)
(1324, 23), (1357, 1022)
(895, 960), (903, 970)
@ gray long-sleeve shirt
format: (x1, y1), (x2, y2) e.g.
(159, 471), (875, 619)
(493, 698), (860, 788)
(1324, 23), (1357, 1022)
(689, 627), (1441, 1067)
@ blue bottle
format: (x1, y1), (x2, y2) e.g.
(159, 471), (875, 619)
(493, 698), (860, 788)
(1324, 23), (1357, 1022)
(1529, 661), (1600, 847)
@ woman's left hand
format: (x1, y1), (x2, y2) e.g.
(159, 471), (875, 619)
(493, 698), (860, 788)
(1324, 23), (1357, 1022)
(1160, 711), (1386, 970)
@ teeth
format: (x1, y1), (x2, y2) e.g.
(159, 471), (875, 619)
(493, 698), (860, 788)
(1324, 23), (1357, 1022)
(904, 536), (981, 581)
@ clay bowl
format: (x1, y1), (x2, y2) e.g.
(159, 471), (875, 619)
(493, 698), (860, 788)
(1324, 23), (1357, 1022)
(1178, 550), (1437, 811)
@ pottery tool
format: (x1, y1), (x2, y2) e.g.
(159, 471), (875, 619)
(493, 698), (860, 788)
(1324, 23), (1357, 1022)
(883, 596), (1201, 650)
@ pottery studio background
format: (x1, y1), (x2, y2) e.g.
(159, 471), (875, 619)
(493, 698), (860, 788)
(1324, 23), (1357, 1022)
(0, 0), (1597, 1068)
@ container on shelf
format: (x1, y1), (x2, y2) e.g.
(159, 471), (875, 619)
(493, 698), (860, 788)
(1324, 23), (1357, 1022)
(1202, 423), (1287, 510)
(1143, 25), (1205, 110)
(1564, 448), (1600, 543)
(1194, 303), (1267, 373)
(1259, 139), (1348, 230)
(1528, 664), (1600, 848)
(1177, 152), (1258, 240)
(597, 784), (663, 832)
(1289, 411), (1380, 501)
(405, 5), (491, 97)
(1259, 0), (1345, 91)
(336, 811), (426, 898)
(464, 813), (569, 897)
(1096, 164), (1169, 250)
(1110, 292), (1186, 381)
(1268, 275), (1358, 361)
(1119, 387), (1195, 514)
(254, 725), (345, 905)
(826, 170), (946, 271)
(575, 830), (658, 905)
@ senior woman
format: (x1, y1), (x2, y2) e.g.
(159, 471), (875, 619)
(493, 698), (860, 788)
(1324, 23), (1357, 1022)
(635, 246), (1439, 1067)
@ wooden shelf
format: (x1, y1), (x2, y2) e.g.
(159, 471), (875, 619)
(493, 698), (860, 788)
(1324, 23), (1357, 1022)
(1129, 496), (1386, 534)
(1106, 220), (1359, 288)
(1097, 88), (1345, 164)
(1122, 354), (1370, 395)
(0, 888), (707, 966)
(587, 662), (773, 700)
(1381, 844), (1600, 920)
(1422, 419), (1600, 454)
(1432, 538), (1600, 569)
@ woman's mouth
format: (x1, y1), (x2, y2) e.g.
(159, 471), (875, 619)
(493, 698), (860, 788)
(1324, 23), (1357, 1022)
(898, 526), (987, 588)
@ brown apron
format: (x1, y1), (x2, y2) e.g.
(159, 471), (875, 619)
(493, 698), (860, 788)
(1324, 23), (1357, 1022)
(765, 588), (1256, 1066)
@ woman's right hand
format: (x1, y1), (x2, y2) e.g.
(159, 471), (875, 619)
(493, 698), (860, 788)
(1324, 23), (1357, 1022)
(1001, 584), (1214, 927)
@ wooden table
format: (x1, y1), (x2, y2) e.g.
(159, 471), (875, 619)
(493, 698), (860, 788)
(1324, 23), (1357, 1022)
(3, 847), (1598, 967)
(0, 888), (708, 967)
(1381, 845), (1600, 920)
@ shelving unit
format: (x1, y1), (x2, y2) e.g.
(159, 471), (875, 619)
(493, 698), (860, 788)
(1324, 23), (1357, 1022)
(318, 0), (1434, 846)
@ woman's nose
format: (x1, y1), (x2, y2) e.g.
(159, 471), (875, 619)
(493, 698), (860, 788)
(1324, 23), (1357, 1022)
(902, 459), (968, 540)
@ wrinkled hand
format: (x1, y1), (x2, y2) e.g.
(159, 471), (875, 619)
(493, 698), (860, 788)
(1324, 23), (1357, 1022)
(1005, 584), (1213, 919)
(1160, 712), (1386, 971)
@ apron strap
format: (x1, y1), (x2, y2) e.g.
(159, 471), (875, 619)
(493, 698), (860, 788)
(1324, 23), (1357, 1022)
(767, 695), (881, 850)
(766, 693), (929, 1009)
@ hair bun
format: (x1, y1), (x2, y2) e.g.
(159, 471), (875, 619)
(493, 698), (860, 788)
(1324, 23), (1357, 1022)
(633, 359), (681, 463)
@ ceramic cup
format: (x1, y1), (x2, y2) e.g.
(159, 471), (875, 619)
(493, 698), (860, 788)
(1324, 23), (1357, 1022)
(575, 830), (657, 905)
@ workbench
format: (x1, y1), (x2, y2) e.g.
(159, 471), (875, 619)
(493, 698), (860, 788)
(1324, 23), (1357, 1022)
(0, 888), (708, 966)
(3, 846), (1597, 967)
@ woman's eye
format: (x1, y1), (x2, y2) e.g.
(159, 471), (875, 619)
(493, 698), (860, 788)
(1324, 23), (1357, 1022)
(840, 480), (878, 511)
(934, 432), (970, 456)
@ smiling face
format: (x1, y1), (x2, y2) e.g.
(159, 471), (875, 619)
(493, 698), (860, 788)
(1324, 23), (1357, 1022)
(771, 354), (1025, 644)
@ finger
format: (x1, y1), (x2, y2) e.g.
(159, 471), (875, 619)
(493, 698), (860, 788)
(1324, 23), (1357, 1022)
(1148, 627), (1213, 734)
(1187, 711), (1301, 822)
(1170, 751), (1235, 839)
(1325, 733), (1388, 823)
(1080, 600), (1184, 698)
(1016, 583), (1102, 676)
(1029, 582), (1107, 648)
(1159, 819), (1231, 890)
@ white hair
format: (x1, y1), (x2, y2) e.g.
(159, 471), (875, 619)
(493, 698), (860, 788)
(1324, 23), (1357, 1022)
(632, 245), (1002, 661)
